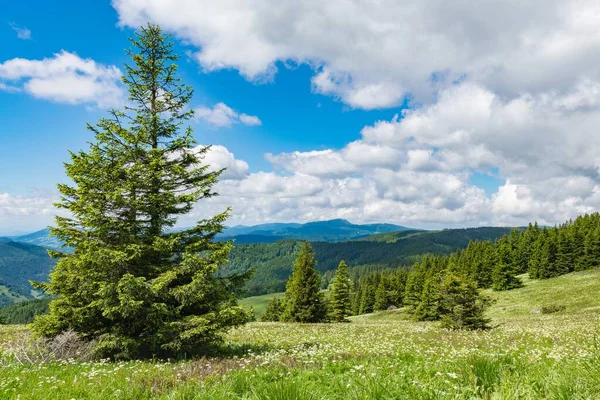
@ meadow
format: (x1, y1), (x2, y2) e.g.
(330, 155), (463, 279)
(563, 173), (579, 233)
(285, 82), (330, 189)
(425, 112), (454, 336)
(1, 269), (599, 399)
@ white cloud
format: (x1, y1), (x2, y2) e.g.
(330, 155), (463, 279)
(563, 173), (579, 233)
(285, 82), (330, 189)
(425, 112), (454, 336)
(113, 0), (600, 109)
(9, 23), (31, 40)
(194, 102), (262, 127)
(0, 193), (57, 234)
(198, 145), (249, 180)
(0, 51), (124, 108)
(185, 80), (600, 228)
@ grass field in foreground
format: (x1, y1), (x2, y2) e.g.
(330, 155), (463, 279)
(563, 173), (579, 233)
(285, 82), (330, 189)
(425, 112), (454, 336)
(1, 269), (600, 399)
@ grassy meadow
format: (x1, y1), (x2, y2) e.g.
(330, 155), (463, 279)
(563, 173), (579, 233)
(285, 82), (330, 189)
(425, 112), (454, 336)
(1, 269), (600, 399)
(239, 292), (285, 317)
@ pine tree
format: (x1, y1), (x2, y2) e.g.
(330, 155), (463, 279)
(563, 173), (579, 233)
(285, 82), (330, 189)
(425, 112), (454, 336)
(280, 242), (327, 323)
(555, 229), (574, 275)
(260, 297), (284, 322)
(491, 238), (522, 290)
(31, 25), (248, 359)
(329, 260), (352, 322)
(439, 273), (491, 330)
(538, 229), (559, 278)
(413, 274), (441, 321)
(359, 279), (376, 314)
(352, 284), (363, 315)
(373, 277), (389, 311)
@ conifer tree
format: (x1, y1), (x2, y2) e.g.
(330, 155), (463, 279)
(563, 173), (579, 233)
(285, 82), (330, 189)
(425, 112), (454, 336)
(31, 25), (248, 359)
(413, 274), (441, 321)
(359, 278), (376, 314)
(555, 229), (574, 275)
(583, 226), (600, 270)
(439, 273), (491, 330)
(260, 297), (284, 322)
(538, 229), (559, 278)
(329, 260), (353, 322)
(373, 277), (389, 311)
(281, 242), (327, 323)
(352, 284), (364, 315)
(528, 232), (545, 279)
(491, 238), (522, 290)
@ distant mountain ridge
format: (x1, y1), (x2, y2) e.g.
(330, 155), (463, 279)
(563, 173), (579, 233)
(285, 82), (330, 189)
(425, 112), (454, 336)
(5, 229), (64, 251)
(3, 219), (409, 247)
(0, 223), (515, 306)
(217, 219), (410, 243)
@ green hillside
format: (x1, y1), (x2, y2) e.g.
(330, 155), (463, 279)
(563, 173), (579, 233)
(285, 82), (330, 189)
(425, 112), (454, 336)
(0, 226), (514, 305)
(227, 227), (513, 296)
(0, 240), (54, 306)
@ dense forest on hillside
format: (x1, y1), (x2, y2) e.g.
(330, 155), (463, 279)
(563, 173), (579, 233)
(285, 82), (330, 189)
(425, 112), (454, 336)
(351, 213), (600, 319)
(0, 240), (53, 306)
(225, 227), (513, 296)
(0, 298), (50, 324)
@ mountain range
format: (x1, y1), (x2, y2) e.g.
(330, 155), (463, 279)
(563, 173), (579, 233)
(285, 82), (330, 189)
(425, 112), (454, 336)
(0, 220), (515, 307)
(3, 219), (409, 249)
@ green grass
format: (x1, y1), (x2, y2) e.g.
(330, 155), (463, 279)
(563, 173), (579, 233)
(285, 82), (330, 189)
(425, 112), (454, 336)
(239, 292), (285, 317)
(2, 269), (600, 399)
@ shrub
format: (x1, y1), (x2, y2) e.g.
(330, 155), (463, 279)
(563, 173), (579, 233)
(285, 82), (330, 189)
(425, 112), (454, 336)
(541, 304), (566, 314)
(5, 330), (96, 364)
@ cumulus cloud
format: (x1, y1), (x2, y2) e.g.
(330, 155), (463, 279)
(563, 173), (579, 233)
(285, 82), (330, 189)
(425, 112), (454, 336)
(9, 23), (31, 40)
(0, 51), (124, 108)
(197, 145), (249, 180)
(113, 0), (600, 109)
(180, 79), (600, 228)
(0, 193), (57, 234)
(194, 102), (262, 127)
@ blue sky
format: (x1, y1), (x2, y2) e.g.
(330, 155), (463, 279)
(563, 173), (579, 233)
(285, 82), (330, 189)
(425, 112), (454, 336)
(1, 0), (599, 234)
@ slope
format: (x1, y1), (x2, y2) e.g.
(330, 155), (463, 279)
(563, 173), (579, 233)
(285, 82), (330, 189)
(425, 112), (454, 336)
(226, 226), (514, 296)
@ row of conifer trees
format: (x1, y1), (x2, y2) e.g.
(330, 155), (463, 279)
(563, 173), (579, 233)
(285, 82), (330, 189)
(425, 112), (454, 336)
(350, 212), (600, 320)
(263, 213), (600, 328)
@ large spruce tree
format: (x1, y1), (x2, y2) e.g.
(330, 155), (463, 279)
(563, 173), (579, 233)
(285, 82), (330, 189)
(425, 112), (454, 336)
(281, 242), (327, 323)
(32, 25), (248, 359)
(329, 260), (352, 322)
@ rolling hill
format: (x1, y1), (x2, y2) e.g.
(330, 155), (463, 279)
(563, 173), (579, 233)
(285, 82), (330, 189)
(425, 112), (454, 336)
(0, 240), (54, 307)
(225, 226), (514, 296)
(0, 225), (515, 306)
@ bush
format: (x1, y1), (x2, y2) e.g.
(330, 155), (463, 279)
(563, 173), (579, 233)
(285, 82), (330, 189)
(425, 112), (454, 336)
(5, 330), (96, 364)
(541, 304), (566, 314)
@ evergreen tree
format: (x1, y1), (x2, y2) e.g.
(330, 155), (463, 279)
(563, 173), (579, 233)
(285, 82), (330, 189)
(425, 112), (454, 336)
(491, 238), (522, 290)
(260, 297), (284, 322)
(352, 284), (363, 315)
(329, 260), (352, 322)
(373, 277), (389, 311)
(439, 273), (491, 330)
(359, 278), (376, 314)
(555, 229), (574, 275)
(280, 242), (327, 323)
(538, 229), (559, 278)
(413, 274), (441, 321)
(388, 270), (407, 307)
(31, 25), (248, 359)
(404, 265), (425, 312)
(528, 232), (545, 279)
(583, 226), (600, 269)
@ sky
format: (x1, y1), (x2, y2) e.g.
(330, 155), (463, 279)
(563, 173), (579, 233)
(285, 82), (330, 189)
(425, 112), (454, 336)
(1, 1), (600, 235)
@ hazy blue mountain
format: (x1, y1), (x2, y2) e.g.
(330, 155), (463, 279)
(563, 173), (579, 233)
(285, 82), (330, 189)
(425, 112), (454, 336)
(218, 219), (409, 243)
(8, 228), (64, 251)
(6, 219), (410, 248)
